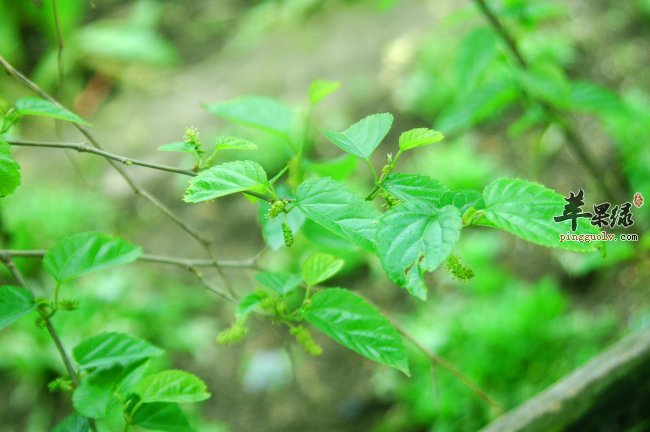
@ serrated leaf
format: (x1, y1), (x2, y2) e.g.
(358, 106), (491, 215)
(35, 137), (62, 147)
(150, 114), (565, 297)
(0, 139), (21, 197)
(205, 96), (294, 138)
(440, 189), (485, 214)
(157, 142), (196, 153)
(455, 27), (497, 89)
(0, 285), (36, 329)
(73, 367), (122, 419)
(184, 160), (267, 203)
(382, 174), (448, 206)
(73, 332), (163, 370)
(131, 403), (193, 432)
(308, 80), (340, 105)
(480, 178), (602, 252)
(214, 136), (258, 151)
(302, 253), (344, 286)
(398, 128), (444, 151)
(14, 97), (90, 125)
(255, 272), (303, 296)
(295, 177), (380, 253)
(303, 288), (408, 374)
(377, 202), (462, 299)
(43, 232), (142, 282)
(52, 413), (90, 432)
(321, 113), (393, 159)
(135, 370), (210, 404)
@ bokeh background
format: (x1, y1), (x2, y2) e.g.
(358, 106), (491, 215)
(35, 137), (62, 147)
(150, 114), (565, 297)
(0, 0), (649, 431)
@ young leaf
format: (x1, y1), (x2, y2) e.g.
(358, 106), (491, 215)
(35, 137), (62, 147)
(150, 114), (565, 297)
(321, 113), (393, 159)
(0, 139), (21, 197)
(73, 332), (163, 369)
(236, 292), (262, 319)
(0, 285), (36, 329)
(295, 177), (380, 253)
(569, 81), (628, 116)
(131, 402), (192, 432)
(480, 178), (601, 252)
(308, 80), (340, 105)
(157, 142), (196, 153)
(214, 136), (258, 151)
(135, 370), (210, 403)
(303, 288), (409, 374)
(382, 174), (448, 206)
(204, 96), (294, 138)
(255, 272), (303, 296)
(14, 97), (91, 125)
(302, 253), (344, 286)
(183, 160), (267, 203)
(377, 202), (462, 300)
(455, 27), (497, 89)
(52, 413), (90, 432)
(72, 367), (122, 419)
(43, 232), (142, 282)
(398, 128), (444, 151)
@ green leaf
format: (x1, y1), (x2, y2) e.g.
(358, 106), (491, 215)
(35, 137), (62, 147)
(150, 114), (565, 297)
(52, 413), (90, 432)
(157, 142), (196, 153)
(73, 332), (163, 369)
(436, 80), (520, 134)
(214, 136), (258, 151)
(236, 292), (262, 319)
(308, 80), (340, 105)
(131, 403), (193, 432)
(183, 160), (267, 203)
(14, 97), (90, 125)
(303, 288), (409, 374)
(516, 64), (570, 109)
(255, 272), (303, 296)
(440, 189), (485, 214)
(205, 96), (294, 138)
(295, 177), (380, 253)
(480, 178), (602, 252)
(0, 285), (36, 329)
(398, 128), (444, 151)
(382, 174), (448, 206)
(306, 154), (358, 180)
(43, 232), (142, 282)
(0, 139), (21, 197)
(377, 202), (462, 300)
(135, 370), (210, 404)
(72, 367), (122, 419)
(302, 253), (344, 286)
(569, 81), (628, 116)
(321, 113), (393, 159)
(455, 27), (497, 89)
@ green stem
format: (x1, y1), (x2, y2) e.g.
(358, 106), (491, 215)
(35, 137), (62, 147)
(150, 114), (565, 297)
(364, 158), (379, 182)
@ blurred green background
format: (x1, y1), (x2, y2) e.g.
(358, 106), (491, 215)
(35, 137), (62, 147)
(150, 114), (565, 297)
(0, 0), (649, 431)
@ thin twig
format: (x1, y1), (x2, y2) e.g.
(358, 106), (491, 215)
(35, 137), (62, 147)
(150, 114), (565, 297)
(0, 55), (260, 298)
(0, 257), (80, 387)
(6, 139), (278, 203)
(188, 265), (237, 304)
(8, 139), (196, 176)
(51, 0), (65, 96)
(471, 0), (619, 202)
(390, 318), (504, 413)
(0, 249), (259, 270)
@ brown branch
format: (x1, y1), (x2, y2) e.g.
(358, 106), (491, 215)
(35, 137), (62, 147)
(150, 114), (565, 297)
(471, 0), (619, 202)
